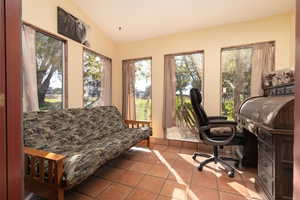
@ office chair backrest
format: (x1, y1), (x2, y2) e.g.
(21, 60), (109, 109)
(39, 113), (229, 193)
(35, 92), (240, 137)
(190, 88), (209, 127)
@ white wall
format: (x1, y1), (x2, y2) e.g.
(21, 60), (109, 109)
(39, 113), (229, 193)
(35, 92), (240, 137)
(114, 13), (295, 138)
(22, 0), (116, 108)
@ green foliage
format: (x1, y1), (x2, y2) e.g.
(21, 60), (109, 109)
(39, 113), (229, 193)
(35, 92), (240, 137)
(175, 54), (203, 95)
(135, 60), (151, 83)
(36, 32), (64, 110)
(135, 98), (151, 121)
(40, 96), (63, 110)
(134, 60), (152, 121)
(83, 51), (103, 80)
(175, 53), (203, 130)
(83, 50), (103, 107)
(221, 48), (252, 119)
(175, 96), (197, 132)
(222, 100), (234, 121)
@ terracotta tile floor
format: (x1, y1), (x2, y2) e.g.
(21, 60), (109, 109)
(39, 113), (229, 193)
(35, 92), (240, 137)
(34, 144), (262, 200)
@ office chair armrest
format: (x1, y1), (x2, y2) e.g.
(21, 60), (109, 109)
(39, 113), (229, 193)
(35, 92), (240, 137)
(208, 120), (237, 126)
(199, 123), (237, 146)
(199, 123), (237, 132)
(208, 116), (227, 120)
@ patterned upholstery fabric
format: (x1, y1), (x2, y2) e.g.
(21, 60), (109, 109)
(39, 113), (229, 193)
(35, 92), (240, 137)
(23, 106), (151, 186)
(263, 69), (294, 88)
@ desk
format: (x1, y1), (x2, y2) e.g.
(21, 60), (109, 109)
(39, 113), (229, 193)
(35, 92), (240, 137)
(239, 121), (294, 200)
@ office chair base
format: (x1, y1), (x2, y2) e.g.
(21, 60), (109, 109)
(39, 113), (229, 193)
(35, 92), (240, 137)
(193, 152), (239, 178)
(192, 152), (210, 160)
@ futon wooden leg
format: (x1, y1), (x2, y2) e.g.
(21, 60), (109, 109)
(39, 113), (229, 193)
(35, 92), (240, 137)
(147, 138), (150, 147)
(57, 188), (64, 200)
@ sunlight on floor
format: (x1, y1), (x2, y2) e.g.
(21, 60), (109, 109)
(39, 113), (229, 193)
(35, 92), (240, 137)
(29, 144), (260, 200)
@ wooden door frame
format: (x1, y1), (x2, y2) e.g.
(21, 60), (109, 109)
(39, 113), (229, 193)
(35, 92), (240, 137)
(1, 0), (300, 199)
(295, 1), (300, 199)
(0, 0), (23, 199)
(0, 0), (7, 199)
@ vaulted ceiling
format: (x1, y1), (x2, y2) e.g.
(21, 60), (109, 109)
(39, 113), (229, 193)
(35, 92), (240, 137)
(73, 0), (294, 43)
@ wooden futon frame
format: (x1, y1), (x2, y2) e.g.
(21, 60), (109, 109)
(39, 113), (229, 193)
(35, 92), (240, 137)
(24, 120), (151, 200)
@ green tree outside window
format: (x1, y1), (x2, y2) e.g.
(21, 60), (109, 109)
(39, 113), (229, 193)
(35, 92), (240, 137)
(174, 53), (204, 134)
(221, 48), (252, 120)
(83, 50), (103, 107)
(36, 32), (64, 110)
(134, 60), (151, 121)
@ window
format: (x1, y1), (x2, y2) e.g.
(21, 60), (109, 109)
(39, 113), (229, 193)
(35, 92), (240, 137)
(165, 51), (204, 141)
(83, 49), (103, 107)
(83, 49), (112, 107)
(122, 58), (152, 121)
(36, 31), (65, 110)
(221, 42), (275, 120)
(175, 53), (204, 126)
(221, 47), (252, 120)
(134, 59), (152, 121)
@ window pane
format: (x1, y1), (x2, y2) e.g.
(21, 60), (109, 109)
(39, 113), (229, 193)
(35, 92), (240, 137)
(36, 32), (64, 110)
(221, 48), (252, 120)
(83, 50), (103, 107)
(134, 60), (151, 121)
(175, 53), (204, 125)
(167, 52), (204, 141)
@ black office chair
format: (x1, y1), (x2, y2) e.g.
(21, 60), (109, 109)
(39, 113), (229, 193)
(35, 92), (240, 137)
(190, 88), (247, 178)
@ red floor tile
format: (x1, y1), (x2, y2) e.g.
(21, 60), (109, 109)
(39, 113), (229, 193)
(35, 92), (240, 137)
(76, 177), (111, 198)
(219, 192), (250, 200)
(96, 167), (126, 182)
(65, 192), (93, 200)
(180, 148), (196, 155)
(97, 183), (132, 200)
(217, 176), (249, 198)
(136, 175), (165, 194)
(160, 180), (188, 200)
(113, 159), (136, 170)
(129, 161), (153, 174)
(244, 181), (262, 200)
(191, 170), (218, 190)
(126, 188), (158, 200)
(188, 186), (219, 200)
(167, 167), (193, 184)
(172, 158), (195, 171)
(118, 170), (144, 187)
(157, 195), (182, 200)
(147, 164), (170, 178)
(64, 146), (262, 200)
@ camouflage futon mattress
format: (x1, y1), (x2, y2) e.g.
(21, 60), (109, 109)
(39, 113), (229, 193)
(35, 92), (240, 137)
(23, 106), (151, 186)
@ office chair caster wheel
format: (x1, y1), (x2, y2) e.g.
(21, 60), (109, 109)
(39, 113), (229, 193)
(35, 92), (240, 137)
(192, 155), (197, 160)
(198, 166), (203, 171)
(228, 170), (235, 178)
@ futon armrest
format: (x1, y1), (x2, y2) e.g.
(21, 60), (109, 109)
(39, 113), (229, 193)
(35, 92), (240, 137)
(124, 120), (152, 128)
(208, 116), (227, 120)
(24, 147), (65, 161)
(24, 147), (65, 186)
